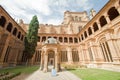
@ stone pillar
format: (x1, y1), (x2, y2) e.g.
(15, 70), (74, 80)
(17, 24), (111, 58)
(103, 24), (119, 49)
(67, 47), (73, 64)
(55, 50), (58, 71)
(105, 14), (111, 24)
(43, 52), (48, 72)
(96, 21), (101, 30)
(40, 51), (44, 70)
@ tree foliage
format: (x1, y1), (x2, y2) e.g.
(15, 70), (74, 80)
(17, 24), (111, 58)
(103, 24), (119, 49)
(24, 15), (39, 59)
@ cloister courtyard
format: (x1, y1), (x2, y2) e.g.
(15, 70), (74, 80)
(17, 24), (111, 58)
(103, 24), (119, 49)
(0, 0), (120, 80)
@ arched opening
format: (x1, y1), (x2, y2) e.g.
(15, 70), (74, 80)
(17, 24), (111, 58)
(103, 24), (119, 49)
(88, 27), (92, 35)
(74, 37), (78, 43)
(81, 34), (84, 40)
(21, 35), (24, 41)
(42, 36), (46, 42)
(93, 22), (99, 32)
(17, 31), (21, 39)
(12, 28), (18, 36)
(69, 37), (73, 43)
(59, 37), (63, 42)
(64, 37), (68, 43)
(72, 49), (79, 62)
(48, 50), (55, 66)
(84, 31), (87, 38)
(108, 7), (119, 21)
(99, 16), (107, 27)
(0, 16), (6, 27)
(6, 23), (13, 32)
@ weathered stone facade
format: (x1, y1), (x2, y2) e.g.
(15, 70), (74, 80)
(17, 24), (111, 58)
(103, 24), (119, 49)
(0, 0), (120, 71)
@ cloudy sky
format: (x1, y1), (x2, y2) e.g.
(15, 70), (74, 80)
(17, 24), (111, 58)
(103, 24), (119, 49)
(0, 0), (109, 25)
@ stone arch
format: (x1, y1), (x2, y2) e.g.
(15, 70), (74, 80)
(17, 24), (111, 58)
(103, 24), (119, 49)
(108, 7), (119, 21)
(12, 27), (18, 36)
(0, 16), (6, 27)
(69, 37), (73, 43)
(6, 22), (13, 32)
(59, 37), (63, 42)
(99, 16), (107, 27)
(84, 31), (87, 38)
(88, 27), (92, 35)
(64, 37), (68, 43)
(17, 31), (21, 39)
(93, 22), (99, 32)
(47, 50), (55, 66)
(74, 37), (78, 43)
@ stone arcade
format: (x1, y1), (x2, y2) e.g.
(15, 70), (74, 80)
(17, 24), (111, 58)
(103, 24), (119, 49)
(0, 0), (120, 72)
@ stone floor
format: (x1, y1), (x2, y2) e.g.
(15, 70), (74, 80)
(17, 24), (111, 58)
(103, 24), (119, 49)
(25, 66), (81, 80)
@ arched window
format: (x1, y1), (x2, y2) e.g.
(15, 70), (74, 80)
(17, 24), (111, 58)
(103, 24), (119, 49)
(108, 7), (119, 21)
(17, 31), (21, 39)
(69, 37), (73, 43)
(59, 37), (63, 42)
(0, 16), (6, 27)
(37, 36), (40, 42)
(64, 37), (68, 43)
(42, 36), (46, 42)
(74, 37), (78, 43)
(84, 31), (87, 38)
(6, 23), (13, 32)
(88, 27), (92, 35)
(12, 28), (18, 36)
(81, 34), (84, 40)
(99, 16), (107, 27)
(93, 22), (99, 32)
(72, 49), (79, 62)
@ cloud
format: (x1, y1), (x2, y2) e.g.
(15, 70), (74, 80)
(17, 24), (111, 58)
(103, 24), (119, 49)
(0, 0), (93, 25)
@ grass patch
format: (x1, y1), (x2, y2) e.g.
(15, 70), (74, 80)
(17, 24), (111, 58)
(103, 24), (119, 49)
(68, 68), (120, 80)
(0, 66), (39, 74)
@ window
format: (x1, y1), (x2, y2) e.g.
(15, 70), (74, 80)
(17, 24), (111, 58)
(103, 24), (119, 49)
(6, 23), (13, 32)
(12, 28), (18, 36)
(99, 16), (107, 27)
(93, 22), (99, 32)
(88, 27), (92, 35)
(0, 16), (6, 27)
(108, 7), (119, 21)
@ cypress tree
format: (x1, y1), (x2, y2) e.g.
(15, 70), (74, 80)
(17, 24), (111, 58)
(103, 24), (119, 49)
(24, 15), (39, 64)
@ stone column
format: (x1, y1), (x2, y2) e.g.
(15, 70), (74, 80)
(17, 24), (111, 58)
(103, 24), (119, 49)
(96, 21), (101, 30)
(55, 50), (58, 71)
(40, 51), (44, 70)
(43, 52), (48, 72)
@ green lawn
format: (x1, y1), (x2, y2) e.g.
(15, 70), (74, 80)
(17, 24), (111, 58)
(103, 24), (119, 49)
(68, 68), (120, 80)
(0, 66), (39, 74)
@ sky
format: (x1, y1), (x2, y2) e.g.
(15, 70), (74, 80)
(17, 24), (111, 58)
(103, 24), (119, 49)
(0, 0), (109, 25)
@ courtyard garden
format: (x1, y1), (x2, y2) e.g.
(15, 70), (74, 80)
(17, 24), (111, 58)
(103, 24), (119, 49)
(0, 65), (120, 80)
(68, 68), (120, 80)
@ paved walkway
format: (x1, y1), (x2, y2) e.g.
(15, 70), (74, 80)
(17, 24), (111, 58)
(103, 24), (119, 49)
(25, 67), (81, 80)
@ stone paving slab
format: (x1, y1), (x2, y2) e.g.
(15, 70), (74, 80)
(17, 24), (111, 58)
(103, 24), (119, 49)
(25, 69), (81, 80)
